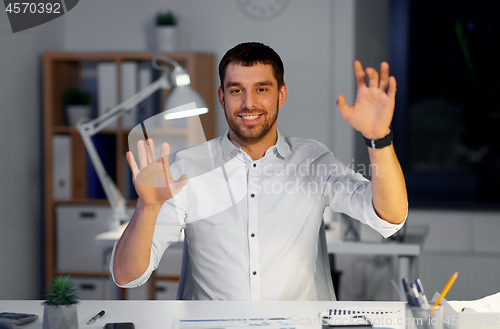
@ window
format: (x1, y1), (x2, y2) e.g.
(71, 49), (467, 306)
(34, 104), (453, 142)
(390, 0), (500, 208)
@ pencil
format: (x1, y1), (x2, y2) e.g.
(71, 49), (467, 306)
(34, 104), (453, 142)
(431, 271), (459, 315)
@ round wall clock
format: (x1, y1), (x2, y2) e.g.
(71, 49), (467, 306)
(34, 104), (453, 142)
(237, 0), (289, 21)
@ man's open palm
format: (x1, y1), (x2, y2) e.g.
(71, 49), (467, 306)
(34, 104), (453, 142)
(126, 139), (188, 207)
(336, 61), (396, 140)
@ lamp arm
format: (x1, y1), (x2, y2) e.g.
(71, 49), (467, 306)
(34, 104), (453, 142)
(77, 75), (170, 136)
(152, 55), (182, 71)
(75, 74), (171, 229)
(78, 131), (128, 227)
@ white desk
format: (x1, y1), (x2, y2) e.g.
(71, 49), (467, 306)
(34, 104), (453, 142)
(326, 225), (428, 291)
(0, 300), (409, 329)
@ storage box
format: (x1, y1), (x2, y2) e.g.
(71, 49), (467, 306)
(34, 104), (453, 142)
(56, 205), (134, 272)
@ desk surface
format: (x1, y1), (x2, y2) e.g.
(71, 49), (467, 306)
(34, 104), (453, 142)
(326, 224), (427, 256)
(0, 300), (408, 329)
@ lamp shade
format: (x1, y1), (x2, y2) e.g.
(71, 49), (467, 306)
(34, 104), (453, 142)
(163, 86), (208, 120)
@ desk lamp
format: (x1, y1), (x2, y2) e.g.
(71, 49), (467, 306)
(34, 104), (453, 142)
(76, 55), (209, 231)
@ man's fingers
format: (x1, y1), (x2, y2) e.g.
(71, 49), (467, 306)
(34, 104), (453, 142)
(336, 94), (351, 120)
(145, 138), (156, 164)
(366, 67), (379, 89)
(159, 142), (170, 160)
(137, 140), (148, 170)
(353, 60), (367, 89)
(388, 76), (397, 100)
(126, 151), (139, 180)
(159, 142), (173, 180)
(379, 62), (390, 92)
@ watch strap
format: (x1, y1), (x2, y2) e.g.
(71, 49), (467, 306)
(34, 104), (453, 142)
(364, 128), (393, 149)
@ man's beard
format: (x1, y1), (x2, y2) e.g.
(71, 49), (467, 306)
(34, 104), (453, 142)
(224, 105), (279, 144)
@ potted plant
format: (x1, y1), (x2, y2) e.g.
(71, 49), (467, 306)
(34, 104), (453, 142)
(43, 276), (79, 329)
(63, 87), (92, 126)
(155, 11), (178, 52)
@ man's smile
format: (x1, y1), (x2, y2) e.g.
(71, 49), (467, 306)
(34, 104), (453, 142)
(239, 113), (263, 124)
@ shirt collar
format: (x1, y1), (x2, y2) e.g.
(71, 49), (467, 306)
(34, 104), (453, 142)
(221, 129), (292, 161)
(221, 130), (240, 160)
(275, 130), (292, 159)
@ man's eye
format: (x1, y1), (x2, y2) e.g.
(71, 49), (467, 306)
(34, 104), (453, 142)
(230, 89), (241, 94)
(258, 88), (267, 92)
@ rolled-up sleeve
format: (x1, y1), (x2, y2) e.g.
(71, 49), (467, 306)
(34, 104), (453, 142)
(109, 198), (186, 288)
(320, 152), (406, 238)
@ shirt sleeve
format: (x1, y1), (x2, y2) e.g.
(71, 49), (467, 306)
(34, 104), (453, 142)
(109, 199), (186, 288)
(319, 152), (406, 238)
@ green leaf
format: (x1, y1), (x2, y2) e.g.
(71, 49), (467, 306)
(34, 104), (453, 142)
(156, 11), (176, 26)
(44, 275), (79, 305)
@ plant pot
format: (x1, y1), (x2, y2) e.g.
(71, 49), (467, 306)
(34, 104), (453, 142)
(65, 105), (92, 126)
(43, 304), (78, 329)
(156, 26), (178, 52)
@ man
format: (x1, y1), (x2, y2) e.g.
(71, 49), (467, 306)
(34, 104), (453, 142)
(111, 42), (407, 300)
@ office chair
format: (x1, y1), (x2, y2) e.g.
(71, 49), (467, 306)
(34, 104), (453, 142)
(176, 220), (337, 301)
(176, 237), (194, 300)
(315, 220), (337, 301)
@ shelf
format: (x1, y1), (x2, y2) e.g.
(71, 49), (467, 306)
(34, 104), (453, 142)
(128, 126), (189, 137)
(53, 199), (138, 206)
(53, 126), (122, 134)
(57, 270), (110, 278)
(44, 51), (215, 300)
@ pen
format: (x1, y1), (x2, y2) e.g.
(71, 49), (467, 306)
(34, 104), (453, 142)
(402, 278), (417, 307)
(86, 310), (105, 325)
(431, 271), (459, 315)
(415, 278), (430, 308)
(411, 284), (422, 307)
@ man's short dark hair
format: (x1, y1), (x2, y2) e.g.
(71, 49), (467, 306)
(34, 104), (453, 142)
(219, 42), (285, 89)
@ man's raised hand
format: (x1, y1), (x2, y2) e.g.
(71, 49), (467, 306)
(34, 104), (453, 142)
(126, 139), (188, 207)
(336, 61), (397, 140)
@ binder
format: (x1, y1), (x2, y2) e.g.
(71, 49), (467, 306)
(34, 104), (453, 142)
(123, 155), (138, 200)
(137, 62), (156, 123)
(52, 135), (71, 199)
(80, 63), (98, 119)
(97, 62), (118, 129)
(86, 135), (116, 199)
(120, 61), (138, 129)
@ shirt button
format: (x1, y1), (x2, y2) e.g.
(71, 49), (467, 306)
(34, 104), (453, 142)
(253, 163), (256, 168)
(252, 271), (257, 275)
(251, 194), (255, 198)
(251, 233), (255, 237)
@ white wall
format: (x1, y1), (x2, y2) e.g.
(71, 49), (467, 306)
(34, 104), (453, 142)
(62, 0), (336, 151)
(0, 13), (64, 298)
(409, 210), (500, 301)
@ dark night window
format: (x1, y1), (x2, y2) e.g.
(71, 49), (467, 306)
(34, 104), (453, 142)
(390, 0), (500, 208)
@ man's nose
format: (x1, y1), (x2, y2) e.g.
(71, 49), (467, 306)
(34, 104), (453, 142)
(242, 91), (257, 109)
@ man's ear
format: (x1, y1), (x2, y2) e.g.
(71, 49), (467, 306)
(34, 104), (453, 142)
(278, 83), (287, 108)
(217, 86), (225, 108)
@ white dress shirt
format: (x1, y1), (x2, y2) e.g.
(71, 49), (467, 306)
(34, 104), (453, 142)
(110, 131), (404, 300)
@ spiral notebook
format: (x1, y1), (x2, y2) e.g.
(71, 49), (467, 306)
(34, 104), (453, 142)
(320, 304), (406, 329)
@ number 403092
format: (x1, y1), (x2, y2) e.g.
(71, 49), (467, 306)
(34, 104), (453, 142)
(5, 2), (61, 14)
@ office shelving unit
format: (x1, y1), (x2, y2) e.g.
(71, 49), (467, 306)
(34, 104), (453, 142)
(43, 52), (216, 299)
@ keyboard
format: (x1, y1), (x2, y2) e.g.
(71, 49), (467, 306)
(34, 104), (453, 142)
(0, 312), (39, 325)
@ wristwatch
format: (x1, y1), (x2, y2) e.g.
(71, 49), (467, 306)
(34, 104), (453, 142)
(364, 128), (393, 149)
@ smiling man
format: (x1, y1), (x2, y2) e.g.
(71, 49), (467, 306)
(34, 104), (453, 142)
(220, 61), (285, 159)
(110, 42), (408, 300)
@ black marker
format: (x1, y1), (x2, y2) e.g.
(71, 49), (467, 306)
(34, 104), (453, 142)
(87, 310), (105, 325)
